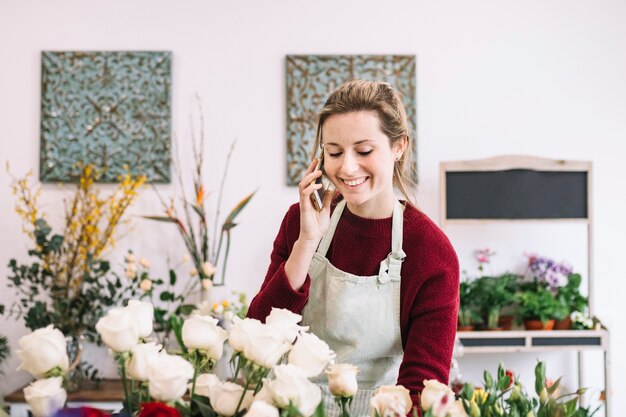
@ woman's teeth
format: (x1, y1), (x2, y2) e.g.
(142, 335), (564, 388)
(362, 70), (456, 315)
(343, 177), (367, 186)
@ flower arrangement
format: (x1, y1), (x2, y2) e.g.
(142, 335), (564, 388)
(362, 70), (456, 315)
(526, 254), (572, 290)
(93, 300), (333, 417)
(420, 362), (602, 417)
(89, 300), (417, 417)
(6, 166), (145, 341)
(119, 251), (249, 344)
(471, 274), (519, 330)
(144, 104), (255, 290)
(15, 325), (71, 417)
(460, 250), (594, 331)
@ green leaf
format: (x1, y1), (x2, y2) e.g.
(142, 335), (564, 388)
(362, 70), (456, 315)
(191, 395), (216, 417)
(191, 204), (206, 221)
(141, 215), (180, 223)
(547, 377), (561, 395)
(312, 402), (325, 417)
(223, 190), (257, 227)
(484, 370), (494, 389)
(169, 269), (177, 286)
(179, 304), (196, 316)
(160, 291), (174, 302)
(497, 375), (511, 391)
(535, 361), (546, 395)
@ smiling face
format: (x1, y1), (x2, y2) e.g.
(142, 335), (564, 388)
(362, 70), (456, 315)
(322, 111), (405, 218)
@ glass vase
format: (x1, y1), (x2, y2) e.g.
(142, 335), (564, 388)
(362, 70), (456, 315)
(65, 334), (85, 392)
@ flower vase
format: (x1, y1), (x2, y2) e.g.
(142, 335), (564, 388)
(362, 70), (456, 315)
(523, 319), (555, 331)
(65, 334), (85, 392)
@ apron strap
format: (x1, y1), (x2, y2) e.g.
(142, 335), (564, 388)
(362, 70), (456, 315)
(316, 200), (347, 257)
(378, 200), (406, 284)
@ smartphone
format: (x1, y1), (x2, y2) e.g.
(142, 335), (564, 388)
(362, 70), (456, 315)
(310, 156), (326, 211)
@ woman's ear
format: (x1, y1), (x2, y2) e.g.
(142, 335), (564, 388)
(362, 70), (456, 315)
(394, 136), (408, 160)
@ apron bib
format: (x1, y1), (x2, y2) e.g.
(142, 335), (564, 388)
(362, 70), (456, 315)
(301, 200), (406, 417)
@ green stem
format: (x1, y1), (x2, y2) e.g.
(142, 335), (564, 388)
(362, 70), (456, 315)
(119, 356), (132, 415)
(234, 370), (252, 415)
(340, 397), (350, 417)
(190, 353), (199, 399)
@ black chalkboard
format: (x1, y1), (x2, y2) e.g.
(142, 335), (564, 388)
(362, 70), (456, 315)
(446, 170), (588, 219)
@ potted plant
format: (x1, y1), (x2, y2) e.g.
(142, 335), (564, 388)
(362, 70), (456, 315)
(515, 282), (563, 330)
(473, 274), (518, 330)
(458, 279), (480, 331)
(554, 273), (588, 330)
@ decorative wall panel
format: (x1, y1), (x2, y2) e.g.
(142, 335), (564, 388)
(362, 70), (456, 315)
(40, 51), (172, 183)
(285, 55), (416, 186)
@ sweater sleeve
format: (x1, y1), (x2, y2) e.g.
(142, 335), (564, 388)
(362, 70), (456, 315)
(397, 214), (460, 409)
(247, 204), (310, 322)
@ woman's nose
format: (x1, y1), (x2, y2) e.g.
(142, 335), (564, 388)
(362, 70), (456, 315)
(339, 153), (359, 175)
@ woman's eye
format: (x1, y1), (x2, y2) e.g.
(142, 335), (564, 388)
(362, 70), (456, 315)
(328, 152), (342, 158)
(358, 150), (373, 156)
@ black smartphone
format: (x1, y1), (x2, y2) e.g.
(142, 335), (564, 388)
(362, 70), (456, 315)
(310, 156), (326, 211)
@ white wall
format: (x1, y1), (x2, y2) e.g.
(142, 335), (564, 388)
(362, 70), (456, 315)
(1, 0), (624, 406)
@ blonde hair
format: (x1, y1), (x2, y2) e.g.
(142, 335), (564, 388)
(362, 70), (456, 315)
(311, 80), (417, 204)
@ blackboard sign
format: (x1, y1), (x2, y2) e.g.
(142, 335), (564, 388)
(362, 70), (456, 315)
(445, 169), (588, 219)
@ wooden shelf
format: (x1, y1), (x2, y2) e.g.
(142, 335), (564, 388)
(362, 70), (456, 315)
(5, 379), (124, 403)
(457, 329), (608, 354)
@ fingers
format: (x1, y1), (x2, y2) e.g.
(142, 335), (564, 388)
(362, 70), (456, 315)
(321, 183), (335, 211)
(298, 166), (322, 194)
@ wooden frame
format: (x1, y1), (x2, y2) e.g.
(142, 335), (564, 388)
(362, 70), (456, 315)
(440, 155), (610, 416)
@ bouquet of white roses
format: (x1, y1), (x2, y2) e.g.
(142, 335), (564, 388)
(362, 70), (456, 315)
(16, 299), (418, 417)
(95, 300), (338, 417)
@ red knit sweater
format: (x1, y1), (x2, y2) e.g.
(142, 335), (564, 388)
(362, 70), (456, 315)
(248, 201), (460, 406)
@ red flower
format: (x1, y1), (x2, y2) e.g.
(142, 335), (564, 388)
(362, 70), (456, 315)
(505, 370), (515, 388)
(139, 403), (181, 417)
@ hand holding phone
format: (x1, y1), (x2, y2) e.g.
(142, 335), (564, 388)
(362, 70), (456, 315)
(310, 157), (326, 211)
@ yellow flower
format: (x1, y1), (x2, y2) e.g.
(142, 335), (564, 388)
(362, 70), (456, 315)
(222, 300), (230, 308)
(472, 388), (488, 403)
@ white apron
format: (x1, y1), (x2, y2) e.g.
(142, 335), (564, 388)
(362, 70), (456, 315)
(301, 199), (406, 417)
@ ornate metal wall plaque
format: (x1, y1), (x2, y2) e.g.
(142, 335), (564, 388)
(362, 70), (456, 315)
(40, 51), (172, 183)
(285, 55), (416, 186)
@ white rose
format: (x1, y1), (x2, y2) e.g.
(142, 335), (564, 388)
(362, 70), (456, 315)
(125, 253), (136, 263)
(202, 261), (217, 277)
(126, 342), (161, 381)
(244, 401), (279, 417)
(139, 279), (152, 291)
(209, 382), (254, 416)
(370, 385), (412, 417)
(125, 264), (138, 279)
(147, 352), (194, 402)
(288, 332), (335, 378)
(448, 400), (468, 417)
(194, 373), (221, 398)
(243, 323), (292, 368)
(190, 268), (198, 277)
(265, 308), (308, 343)
(23, 377), (67, 417)
(202, 279), (214, 290)
(127, 300), (154, 338)
(325, 364), (359, 397)
(229, 316), (264, 352)
(139, 257), (151, 268)
(96, 307), (140, 352)
(182, 254), (191, 263)
(266, 364), (322, 417)
(182, 315), (228, 360)
(17, 325), (69, 378)
(252, 381), (274, 403)
(421, 379), (454, 413)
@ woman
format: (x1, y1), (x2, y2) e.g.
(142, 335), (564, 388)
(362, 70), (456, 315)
(248, 80), (459, 414)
